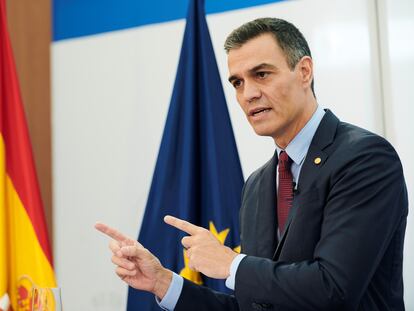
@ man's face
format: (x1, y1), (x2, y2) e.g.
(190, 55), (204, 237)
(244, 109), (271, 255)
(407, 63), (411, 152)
(227, 33), (310, 144)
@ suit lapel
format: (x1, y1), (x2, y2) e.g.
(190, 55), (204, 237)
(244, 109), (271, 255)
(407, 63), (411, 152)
(273, 110), (339, 260)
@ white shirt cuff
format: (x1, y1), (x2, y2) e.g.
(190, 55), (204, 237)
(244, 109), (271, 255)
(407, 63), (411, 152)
(225, 254), (247, 290)
(156, 272), (184, 310)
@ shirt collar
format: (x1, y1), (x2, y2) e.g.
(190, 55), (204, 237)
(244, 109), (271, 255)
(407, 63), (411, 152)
(276, 105), (325, 165)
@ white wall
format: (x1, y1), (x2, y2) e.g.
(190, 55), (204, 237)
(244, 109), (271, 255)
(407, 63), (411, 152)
(52, 0), (413, 309)
(378, 0), (414, 307)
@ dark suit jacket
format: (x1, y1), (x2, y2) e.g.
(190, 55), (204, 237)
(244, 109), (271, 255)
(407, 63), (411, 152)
(175, 110), (408, 311)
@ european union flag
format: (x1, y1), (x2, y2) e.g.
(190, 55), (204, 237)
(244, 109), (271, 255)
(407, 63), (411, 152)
(127, 0), (244, 309)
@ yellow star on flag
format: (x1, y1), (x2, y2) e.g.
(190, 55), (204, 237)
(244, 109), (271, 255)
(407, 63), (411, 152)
(179, 249), (203, 285)
(209, 221), (229, 245)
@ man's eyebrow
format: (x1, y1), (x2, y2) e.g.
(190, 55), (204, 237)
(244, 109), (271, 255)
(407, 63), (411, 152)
(228, 63), (277, 83)
(250, 63), (277, 72)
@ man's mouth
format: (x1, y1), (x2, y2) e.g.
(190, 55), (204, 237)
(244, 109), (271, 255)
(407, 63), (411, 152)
(251, 108), (271, 116)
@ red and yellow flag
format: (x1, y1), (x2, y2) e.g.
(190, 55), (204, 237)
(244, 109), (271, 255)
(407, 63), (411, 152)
(0, 1), (56, 310)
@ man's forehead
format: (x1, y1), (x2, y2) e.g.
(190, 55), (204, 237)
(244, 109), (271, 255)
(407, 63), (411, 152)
(227, 36), (285, 75)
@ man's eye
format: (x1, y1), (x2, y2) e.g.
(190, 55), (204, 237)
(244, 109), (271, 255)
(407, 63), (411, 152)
(257, 72), (268, 78)
(233, 80), (242, 88)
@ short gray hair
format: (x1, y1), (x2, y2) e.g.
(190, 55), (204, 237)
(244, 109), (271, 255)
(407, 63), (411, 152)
(224, 18), (315, 94)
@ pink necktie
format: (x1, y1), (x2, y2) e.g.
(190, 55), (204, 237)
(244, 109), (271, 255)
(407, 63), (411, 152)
(278, 151), (293, 232)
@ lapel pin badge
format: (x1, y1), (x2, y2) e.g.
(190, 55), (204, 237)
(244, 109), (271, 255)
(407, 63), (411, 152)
(314, 157), (322, 165)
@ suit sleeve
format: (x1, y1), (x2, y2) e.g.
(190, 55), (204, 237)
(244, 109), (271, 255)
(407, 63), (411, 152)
(175, 279), (239, 310)
(234, 135), (408, 310)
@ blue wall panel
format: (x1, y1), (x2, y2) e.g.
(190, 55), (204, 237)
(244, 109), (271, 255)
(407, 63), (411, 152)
(53, 0), (284, 41)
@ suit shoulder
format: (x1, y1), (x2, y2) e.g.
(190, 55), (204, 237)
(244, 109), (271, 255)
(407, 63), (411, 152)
(244, 155), (274, 187)
(330, 121), (404, 177)
(336, 122), (397, 154)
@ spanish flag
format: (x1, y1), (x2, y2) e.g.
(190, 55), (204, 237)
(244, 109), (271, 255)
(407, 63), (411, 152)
(0, 0), (56, 310)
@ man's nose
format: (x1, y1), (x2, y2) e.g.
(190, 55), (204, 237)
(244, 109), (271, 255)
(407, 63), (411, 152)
(243, 81), (261, 103)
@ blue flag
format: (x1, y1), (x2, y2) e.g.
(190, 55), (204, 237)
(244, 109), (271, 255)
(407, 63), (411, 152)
(127, 0), (244, 309)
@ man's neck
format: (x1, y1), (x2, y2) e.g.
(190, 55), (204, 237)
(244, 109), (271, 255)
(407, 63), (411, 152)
(274, 98), (318, 149)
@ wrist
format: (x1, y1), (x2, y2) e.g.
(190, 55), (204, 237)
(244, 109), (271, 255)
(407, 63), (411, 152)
(153, 268), (173, 299)
(225, 248), (239, 277)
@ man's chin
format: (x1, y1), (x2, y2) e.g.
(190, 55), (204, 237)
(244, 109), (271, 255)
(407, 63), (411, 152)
(252, 127), (275, 138)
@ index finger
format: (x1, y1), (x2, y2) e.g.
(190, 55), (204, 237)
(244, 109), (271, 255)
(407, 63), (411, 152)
(95, 222), (129, 242)
(164, 215), (203, 236)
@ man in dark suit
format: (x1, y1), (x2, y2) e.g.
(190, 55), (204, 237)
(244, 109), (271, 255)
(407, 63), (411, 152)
(96, 18), (408, 310)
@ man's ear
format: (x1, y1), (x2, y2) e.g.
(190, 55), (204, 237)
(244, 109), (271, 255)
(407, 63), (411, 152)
(298, 56), (313, 90)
